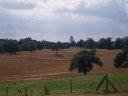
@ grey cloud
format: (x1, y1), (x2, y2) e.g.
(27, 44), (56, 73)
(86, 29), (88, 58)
(0, 0), (128, 42)
(0, 1), (36, 10)
(76, 1), (128, 22)
(0, 9), (128, 41)
(34, 13), (128, 38)
(0, 8), (31, 34)
(55, 0), (128, 22)
(42, 0), (49, 3)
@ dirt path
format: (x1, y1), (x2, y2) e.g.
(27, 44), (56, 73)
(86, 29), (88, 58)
(0, 72), (71, 83)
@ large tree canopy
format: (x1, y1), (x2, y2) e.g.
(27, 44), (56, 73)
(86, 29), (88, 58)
(114, 48), (128, 68)
(69, 49), (102, 75)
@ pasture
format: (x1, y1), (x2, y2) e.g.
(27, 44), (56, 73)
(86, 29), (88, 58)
(0, 48), (128, 96)
(0, 71), (127, 96)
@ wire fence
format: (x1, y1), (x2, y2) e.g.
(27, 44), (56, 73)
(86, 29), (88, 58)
(0, 73), (128, 96)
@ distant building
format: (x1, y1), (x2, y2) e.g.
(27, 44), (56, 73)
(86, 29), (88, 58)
(69, 36), (74, 44)
(70, 36), (76, 48)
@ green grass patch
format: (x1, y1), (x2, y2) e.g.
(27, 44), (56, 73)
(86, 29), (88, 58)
(0, 71), (128, 96)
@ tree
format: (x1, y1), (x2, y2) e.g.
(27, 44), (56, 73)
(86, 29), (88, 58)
(114, 38), (124, 49)
(97, 37), (113, 49)
(69, 49), (102, 75)
(3, 40), (20, 54)
(28, 42), (37, 53)
(97, 38), (106, 49)
(85, 38), (96, 49)
(54, 42), (60, 55)
(0, 44), (2, 54)
(36, 41), (44, 50)
(114, 47), (128, 68)
(62, 42), (70, 48)
(123, 36), (128, 48)
(0, 41), (3, 54)
(51, 42), (62, 55)
(77, 39), (85, 48)
(20, 42), (29, 51)
(105, 37), (113, 49)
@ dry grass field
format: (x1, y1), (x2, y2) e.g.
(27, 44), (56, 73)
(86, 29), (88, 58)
(0, 48), (128, 96)
(0, 48), (127, 83)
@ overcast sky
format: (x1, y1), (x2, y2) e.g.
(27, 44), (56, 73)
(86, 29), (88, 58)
(0, 0), (128, 42)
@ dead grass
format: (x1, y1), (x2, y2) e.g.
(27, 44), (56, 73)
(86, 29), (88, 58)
(0, 48), (127, 83)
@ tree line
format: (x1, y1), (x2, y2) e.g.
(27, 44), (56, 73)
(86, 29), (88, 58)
(0, 36), (128, 54)
(76, 37), (128, 49)
(0, 37), (70, 54)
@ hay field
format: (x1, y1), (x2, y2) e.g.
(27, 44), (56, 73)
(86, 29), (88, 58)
(0, 48), (127, 83)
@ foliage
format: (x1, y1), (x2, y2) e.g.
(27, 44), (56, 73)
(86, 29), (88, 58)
(105, 37), (113, 49)
(121, 57), (128, 68)
(123, 36), (128, 47)
(114, 38), (124, 49)
(0, 36), (128, 54)
(97, 38), (106, 49)
(77, 39), (85, 48)
(0, 42), (3, 54)
(114, 47), (128, 68)
(36, 41), (44, 50)
(97, 37), (113, 49)
(2, 40), (20, 54)
(51, 42), (63, 55)
(28, 42), (37, 52)
(0, 46), (2, 54)
(85, 38), (96, 48)
(69, 49), (102, 75)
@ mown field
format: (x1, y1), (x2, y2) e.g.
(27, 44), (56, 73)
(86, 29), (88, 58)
(0, 48), (128, 95)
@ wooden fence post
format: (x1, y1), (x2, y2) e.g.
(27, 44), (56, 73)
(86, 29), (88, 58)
(30, 90), (33, 96)
(95, 75), (106, 91)
(70, 78), (73, 93)
(108, 80), (118, 92)
(6, 87), (8, 96)
(95, 74), (117, 93)
(44, 85), (50, 96)
(106, 74), (108, 92)
(24, 87), (28, 96)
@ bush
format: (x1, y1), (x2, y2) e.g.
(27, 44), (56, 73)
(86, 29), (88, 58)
(114, 48), (128, 68)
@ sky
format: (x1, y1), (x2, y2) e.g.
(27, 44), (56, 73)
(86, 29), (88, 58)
(0, 0), (128, 42)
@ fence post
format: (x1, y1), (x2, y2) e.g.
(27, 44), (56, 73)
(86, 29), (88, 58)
(96, 74), (117, 93)
(24, 87), (28, 96)
(30, 90), (33, 96)
(70, 78), (73, 93)
(95, 75), (106, 91)
(6, 87), (8, 96)
(44, 85), (46, 96)
(106, 74), (108, 92)
(44, 84), (50, 96)
(108, 80), (118, 92)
